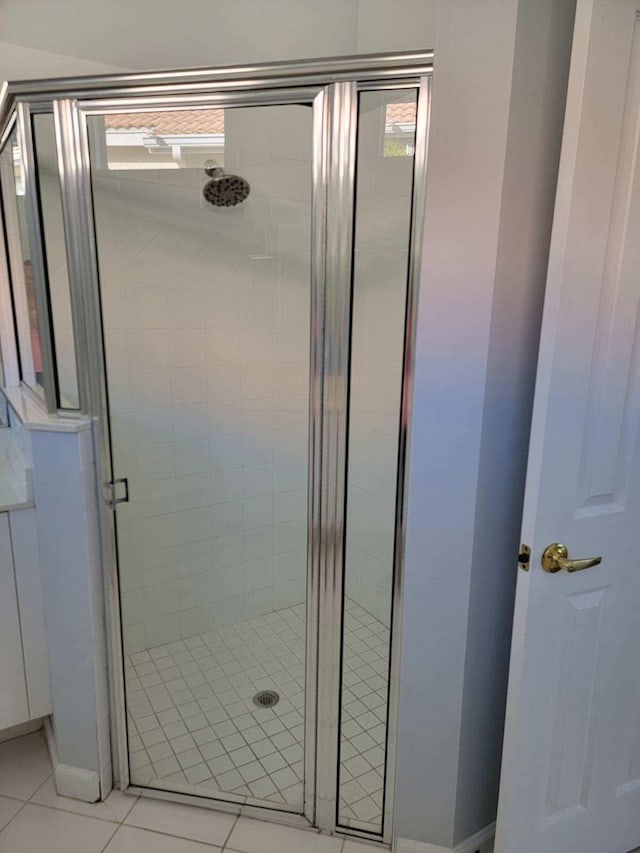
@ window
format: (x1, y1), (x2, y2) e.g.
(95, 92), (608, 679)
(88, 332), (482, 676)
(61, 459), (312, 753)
(92, 109), (225, 170)
(384, 98), (417, 157)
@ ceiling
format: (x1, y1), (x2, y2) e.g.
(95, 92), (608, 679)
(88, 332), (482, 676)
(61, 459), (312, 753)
(0, 0), (436, 75)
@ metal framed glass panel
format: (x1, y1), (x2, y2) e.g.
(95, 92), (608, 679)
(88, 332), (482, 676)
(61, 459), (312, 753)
(314, 80), (358, 833)
(32, 112), (80, 409)
(0, 115), (22, 390)
(86, 96), (317, 815)
(0, 105), (60, 410)
(336, 86), (418, 839)
(0, 124), (42, 392)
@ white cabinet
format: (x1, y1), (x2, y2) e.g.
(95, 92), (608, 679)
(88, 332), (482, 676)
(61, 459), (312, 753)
(0, 508), (51, 730)
(0, 513), (29, 726)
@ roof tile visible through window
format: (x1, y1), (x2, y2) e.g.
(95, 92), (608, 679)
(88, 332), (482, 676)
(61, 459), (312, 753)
(104, 109), (225, 135)
(385, 102), (417, 126)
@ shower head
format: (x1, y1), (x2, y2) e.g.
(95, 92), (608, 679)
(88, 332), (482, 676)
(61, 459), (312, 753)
(202, 160), (250, 207)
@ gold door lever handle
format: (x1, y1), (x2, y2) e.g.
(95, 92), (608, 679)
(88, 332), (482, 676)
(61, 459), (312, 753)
(541, 543), (602, 573)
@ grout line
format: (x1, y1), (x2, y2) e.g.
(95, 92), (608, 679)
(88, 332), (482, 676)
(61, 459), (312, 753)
(116, 791), (140, 823)
(22, 799), (125, 824)
(220, 811), (240, 850)
(0, 791), (34, 804)
(28, 773), (52, 802)
(0, 797), (29, 838)
(99, 820), (226, 850)
(97, 821), (121, 853)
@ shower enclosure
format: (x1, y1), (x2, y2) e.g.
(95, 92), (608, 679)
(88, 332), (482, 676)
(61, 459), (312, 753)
(0, 53), (431, 843)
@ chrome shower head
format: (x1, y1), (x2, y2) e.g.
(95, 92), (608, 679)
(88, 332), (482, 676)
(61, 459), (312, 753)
(202, 160), (250, 207)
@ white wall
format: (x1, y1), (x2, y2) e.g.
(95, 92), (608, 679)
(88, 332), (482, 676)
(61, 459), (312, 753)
(395, 3), (520, 842)
(0, 1), (437, 74)
(395, 0), (576, 847)
(453, 0), (576, 843)
(0, 40), (122, 81)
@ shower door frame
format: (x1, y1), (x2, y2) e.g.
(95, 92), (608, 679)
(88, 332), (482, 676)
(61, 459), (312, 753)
(0, 52), (432, 844)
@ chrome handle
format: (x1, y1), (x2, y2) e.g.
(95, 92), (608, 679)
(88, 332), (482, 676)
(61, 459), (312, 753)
(541, 543), (602, 573)
(106, 477), (129, 510)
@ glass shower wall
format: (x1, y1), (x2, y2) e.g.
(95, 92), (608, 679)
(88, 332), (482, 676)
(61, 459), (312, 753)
(32, 113), (79, 409)
(337, 89), (417, 835)
(88, 103), (312, 810)
(0, 125), (43, 392)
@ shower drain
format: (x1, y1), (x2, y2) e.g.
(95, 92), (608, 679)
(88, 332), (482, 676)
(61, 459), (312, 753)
(253, 689), (280, 708)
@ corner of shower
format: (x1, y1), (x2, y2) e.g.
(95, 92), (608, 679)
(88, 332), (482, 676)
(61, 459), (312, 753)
(0, 51), (432, 846)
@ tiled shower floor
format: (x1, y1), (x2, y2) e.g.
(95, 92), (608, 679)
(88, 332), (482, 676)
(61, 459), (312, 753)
(125, 599), (389, 834)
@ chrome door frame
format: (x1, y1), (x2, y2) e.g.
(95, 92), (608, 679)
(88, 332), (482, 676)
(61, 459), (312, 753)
(0, 52), (433, 844)
(68, 84), (328, 830)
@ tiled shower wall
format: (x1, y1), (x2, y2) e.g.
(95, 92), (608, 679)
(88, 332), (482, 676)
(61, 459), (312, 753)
(91, 106), (312, 653)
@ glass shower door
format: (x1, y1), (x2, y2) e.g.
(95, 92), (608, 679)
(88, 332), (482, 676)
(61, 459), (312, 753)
(88, 102), (313, 812)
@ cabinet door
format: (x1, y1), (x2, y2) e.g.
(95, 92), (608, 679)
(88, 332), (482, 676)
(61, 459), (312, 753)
(0, 513), (29, 728)
(11, 509), (51, 718)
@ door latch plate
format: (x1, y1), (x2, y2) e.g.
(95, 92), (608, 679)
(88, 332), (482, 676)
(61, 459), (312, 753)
(518, 544), (531, 571)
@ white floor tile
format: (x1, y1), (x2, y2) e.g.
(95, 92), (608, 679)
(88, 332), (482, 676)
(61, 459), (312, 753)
(0, 803), (116, 853)
(105, 825), (222, 852)
(0, 732), (52, 800)
(343, 841), (387, 853)
(30, 776), (138, 822)
(226, 817), (342, 853)
(125, 797), (235, 845)
(0, 797), (22, 831)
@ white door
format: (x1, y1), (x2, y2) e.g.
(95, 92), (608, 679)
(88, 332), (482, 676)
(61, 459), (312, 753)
(495, 2), (640, 852)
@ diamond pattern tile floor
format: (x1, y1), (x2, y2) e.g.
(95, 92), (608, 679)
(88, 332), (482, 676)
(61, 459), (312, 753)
(338, 599), (389, 833)
(125, 599), (389, 831)
(126, 605), (307, 811)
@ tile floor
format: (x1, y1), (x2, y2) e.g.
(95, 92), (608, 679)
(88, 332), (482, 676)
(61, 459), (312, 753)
(0, 730), (385, 852)
(338, 600), (390, 833)
(125, 599), (389, 833)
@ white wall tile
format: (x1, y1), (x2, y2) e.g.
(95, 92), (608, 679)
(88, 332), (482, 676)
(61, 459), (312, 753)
(211, 500), (243, 536)
(242, 463), (273, 499)
(243, 556), (274, 592)
(94, 106), (314, 645)
(243, 495), (273, 529)
(174, 440), (209, 477)
(273, 521), (306, 555)
(273, 549), (306, 584)
(243, 527), (273, 562)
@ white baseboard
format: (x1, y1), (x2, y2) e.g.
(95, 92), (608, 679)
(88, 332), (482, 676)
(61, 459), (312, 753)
(396, 823), (495, 853)
(0, 718), (43, 743)
(43, 717), (100, 803)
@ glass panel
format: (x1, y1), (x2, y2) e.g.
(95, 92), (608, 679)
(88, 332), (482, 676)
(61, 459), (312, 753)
(88, 103), (312, 810)
(338, 89), (417, 835)
(0, 125), (43, 392)
(32, 113), (79, 409)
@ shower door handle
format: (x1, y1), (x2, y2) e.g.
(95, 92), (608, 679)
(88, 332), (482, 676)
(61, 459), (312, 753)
(106, 478), (129, 509)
